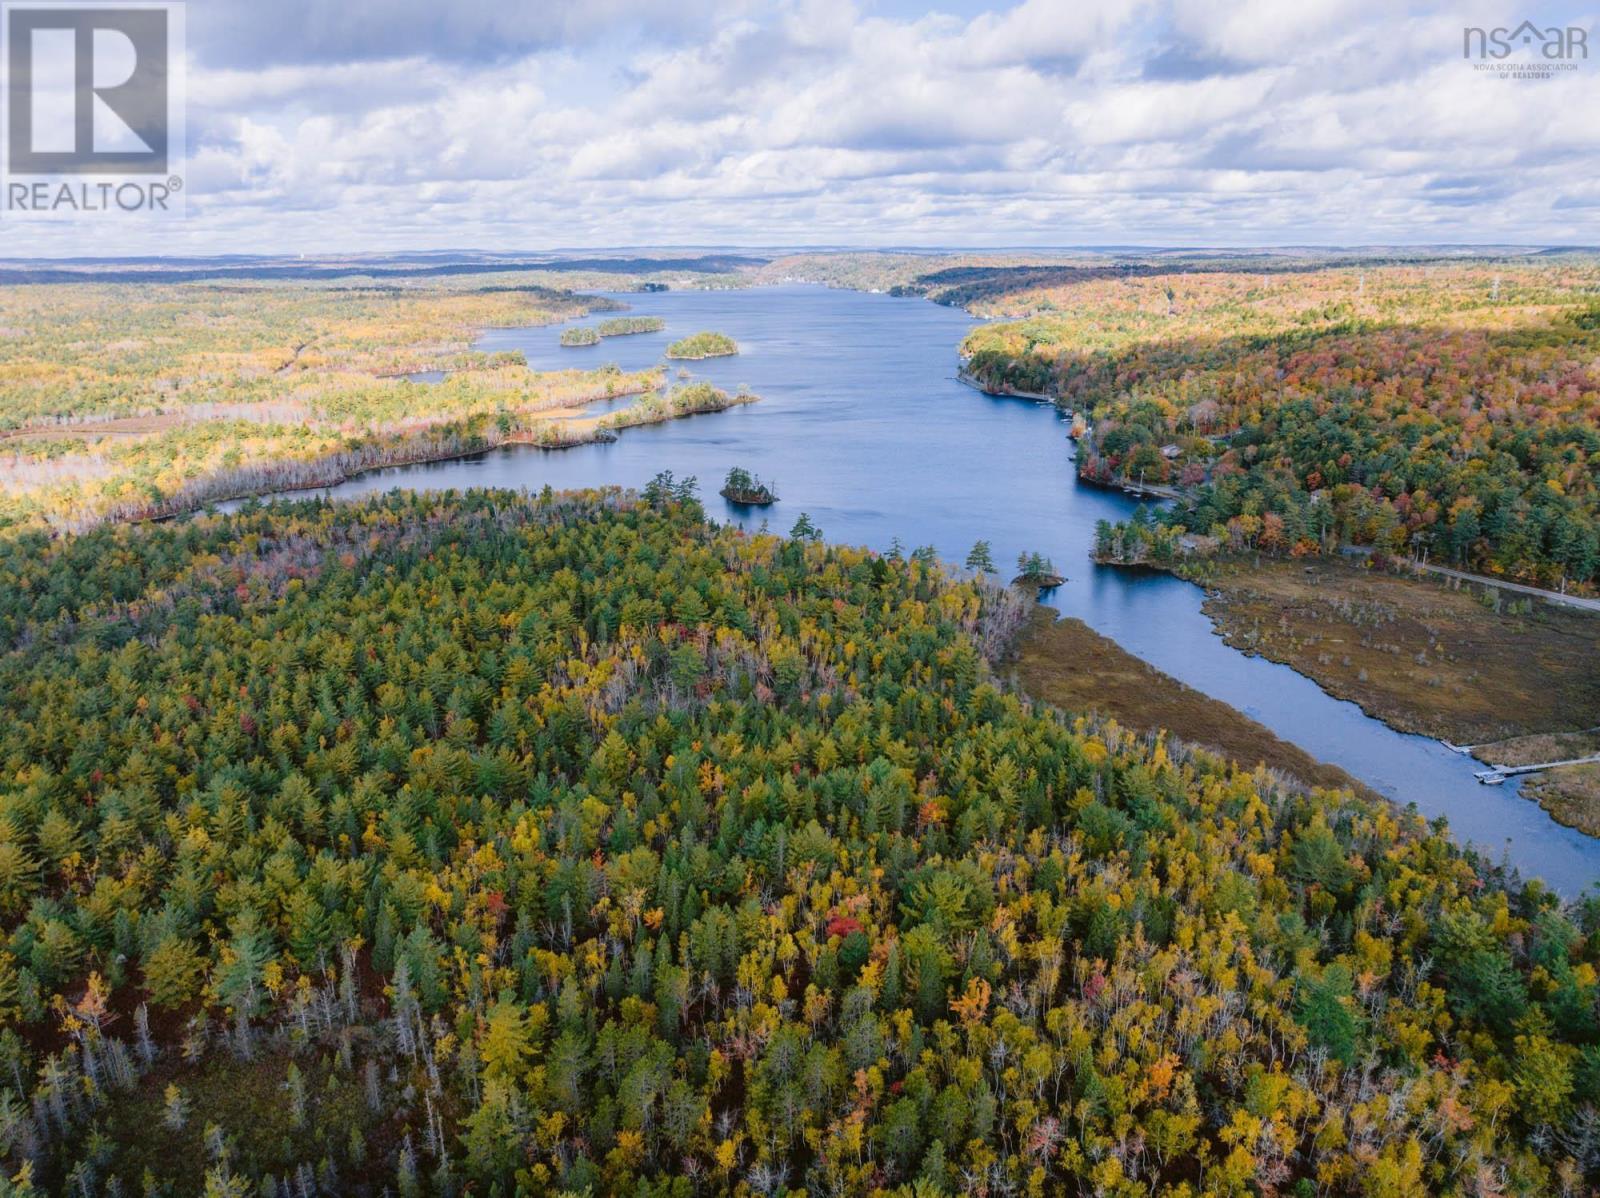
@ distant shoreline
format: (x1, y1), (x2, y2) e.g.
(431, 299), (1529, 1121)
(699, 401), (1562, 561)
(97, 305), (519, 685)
(134, 385), (755, 526)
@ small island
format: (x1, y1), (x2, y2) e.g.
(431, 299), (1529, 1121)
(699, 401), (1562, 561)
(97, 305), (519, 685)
(666, 330), (738, 359)
(719, 465), (778, 505)
(1013, 551), (1065, 588)
(601, 381), (757, 432)
(597, 316), (665, 336)
(560, 326), (600, 347)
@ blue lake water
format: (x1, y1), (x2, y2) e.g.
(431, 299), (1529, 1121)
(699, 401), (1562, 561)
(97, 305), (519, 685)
(274, 284), (1600, 894)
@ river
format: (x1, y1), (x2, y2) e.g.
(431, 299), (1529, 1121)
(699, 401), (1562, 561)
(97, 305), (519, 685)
(278, 283), (1600, 894)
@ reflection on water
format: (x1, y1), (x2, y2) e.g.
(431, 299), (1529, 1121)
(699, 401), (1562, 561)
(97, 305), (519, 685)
(260, 285), (1600, 893)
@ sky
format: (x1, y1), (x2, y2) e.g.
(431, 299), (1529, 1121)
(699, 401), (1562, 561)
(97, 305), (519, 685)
(7, 0), (1600, 254)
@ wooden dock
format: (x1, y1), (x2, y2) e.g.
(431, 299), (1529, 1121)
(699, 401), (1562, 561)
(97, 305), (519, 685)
(1474, 753), (1600, 786)
(1119, 480), (1184, 501)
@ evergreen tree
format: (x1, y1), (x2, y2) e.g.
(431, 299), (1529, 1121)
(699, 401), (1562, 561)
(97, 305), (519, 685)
(789, 512), (821, 541)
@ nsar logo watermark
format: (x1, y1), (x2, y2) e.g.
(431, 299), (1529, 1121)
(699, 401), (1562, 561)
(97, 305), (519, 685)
(1463, 20), (1589, 80)
(1, 2), (185, 218)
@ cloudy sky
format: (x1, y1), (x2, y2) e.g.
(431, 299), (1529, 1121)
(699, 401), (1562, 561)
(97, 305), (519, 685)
(15, 0), (1600, 253)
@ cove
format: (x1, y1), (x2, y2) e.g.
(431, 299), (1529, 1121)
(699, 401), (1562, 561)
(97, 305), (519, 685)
(280, 284), (1600, 894)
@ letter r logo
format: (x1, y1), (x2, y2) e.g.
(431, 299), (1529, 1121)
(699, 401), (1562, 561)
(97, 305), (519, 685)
(5, 5), (170, 174)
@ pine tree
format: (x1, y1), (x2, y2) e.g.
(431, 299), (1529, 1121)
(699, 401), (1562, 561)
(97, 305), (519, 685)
(285, 1062), (307, 1128)
(163, 1084), (188, 1132)
(144, 936), (204, 1012)
(1093, 520), (1114, 560)
(479, 994), (534, 1085)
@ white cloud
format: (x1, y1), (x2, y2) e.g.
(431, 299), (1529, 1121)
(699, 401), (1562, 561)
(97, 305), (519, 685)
(963, 0), (1153, 67)
(18, 0), (1600, 254)
(1166, 0), (1393, 65)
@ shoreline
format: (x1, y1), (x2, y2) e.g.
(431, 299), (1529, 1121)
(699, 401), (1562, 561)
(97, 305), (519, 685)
(954, 367), (1056, 403)
(12, 283), (755, 534)
(1075, 470), (1185, 502)
(1092, 552), (1600, 737)
(120, 384), (755, 527)
(1187, 561), (1600, 739)
(1081, 550), (1600, 839)
(1116, 553), (1600, 834)
(1010, 605), (1381, 803)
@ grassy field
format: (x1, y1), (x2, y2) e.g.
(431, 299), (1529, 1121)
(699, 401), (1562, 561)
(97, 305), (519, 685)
(1526, 765), (1600, 836)
(1189, 557), (1600, 743)
(1010, 604), (1374, 800)
(1473, 727), (1600, 767)
(1185, 557), (1600, 832)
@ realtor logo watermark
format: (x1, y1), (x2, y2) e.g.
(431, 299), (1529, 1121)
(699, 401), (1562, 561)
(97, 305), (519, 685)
(1463, 20), (1589, 80)
(1, 2), (184, 217)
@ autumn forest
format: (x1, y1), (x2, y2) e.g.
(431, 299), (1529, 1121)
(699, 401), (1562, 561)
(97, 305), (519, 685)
(0, 253), (1598, 1197)
(960, 265), (1600, 589)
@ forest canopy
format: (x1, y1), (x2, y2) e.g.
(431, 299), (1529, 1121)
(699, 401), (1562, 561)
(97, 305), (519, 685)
(0, 487), (1598, 1194)
(597, 317), (666, 337)
(960, 263), (1600, 588)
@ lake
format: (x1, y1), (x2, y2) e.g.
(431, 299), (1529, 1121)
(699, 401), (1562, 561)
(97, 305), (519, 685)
(282, 284), (1600, 893)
